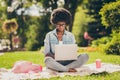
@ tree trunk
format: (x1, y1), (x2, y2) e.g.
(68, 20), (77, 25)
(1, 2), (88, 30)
(9, 32), (13, 50)
(64, 0), (78, 32)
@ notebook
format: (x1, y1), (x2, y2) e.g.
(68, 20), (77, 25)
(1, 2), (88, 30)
(55, 44), (78, 61)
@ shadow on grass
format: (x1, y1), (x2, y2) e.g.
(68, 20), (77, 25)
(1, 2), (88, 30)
(91, 71), (109, 76)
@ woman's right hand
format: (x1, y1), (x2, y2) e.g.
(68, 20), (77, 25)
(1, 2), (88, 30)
(45, 53), (55, 59)
(68, 68), (77, 72)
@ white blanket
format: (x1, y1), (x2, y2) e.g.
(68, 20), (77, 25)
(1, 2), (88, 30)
(0, 63), (120, 80)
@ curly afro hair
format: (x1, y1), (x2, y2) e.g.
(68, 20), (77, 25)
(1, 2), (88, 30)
(50, 8), (72, 25)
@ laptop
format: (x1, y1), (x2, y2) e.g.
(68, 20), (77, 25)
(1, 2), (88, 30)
(55, 44), (78, 61)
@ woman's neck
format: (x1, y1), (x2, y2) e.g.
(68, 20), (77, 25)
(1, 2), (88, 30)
(56, 30), (64, 41)
(56, 30), (64, 35)
(57, 31), (64, 35)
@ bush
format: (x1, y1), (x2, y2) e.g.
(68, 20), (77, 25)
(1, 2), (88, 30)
(104, 35), (120, 55)
(100, 1), (120, 55)
(99, 1), (120, 31)
(91, 37), (112, 47)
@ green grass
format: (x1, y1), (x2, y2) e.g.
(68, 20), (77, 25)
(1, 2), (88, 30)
(87, 52), (120, 64)
(0, 51), (120, 80)
(0, 51), (45, 68)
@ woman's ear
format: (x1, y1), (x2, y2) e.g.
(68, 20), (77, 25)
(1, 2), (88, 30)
(65, 25), (69, 31)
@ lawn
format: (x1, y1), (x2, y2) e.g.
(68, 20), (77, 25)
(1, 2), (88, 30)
(0, 50), (120, 80)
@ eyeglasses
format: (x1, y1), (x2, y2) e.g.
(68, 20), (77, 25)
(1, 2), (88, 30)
(56, 24), (66, 27)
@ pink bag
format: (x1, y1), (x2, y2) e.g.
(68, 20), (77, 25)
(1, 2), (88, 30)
(11, 61), (42, 73)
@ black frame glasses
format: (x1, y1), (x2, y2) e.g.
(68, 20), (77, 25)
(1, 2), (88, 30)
(56, 24), (66, 27)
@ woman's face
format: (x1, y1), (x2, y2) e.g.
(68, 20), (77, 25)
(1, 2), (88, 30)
(56, 21), (66, 32)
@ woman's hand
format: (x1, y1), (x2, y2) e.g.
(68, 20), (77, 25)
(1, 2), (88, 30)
(68, 68), (77, 72)
(45, 53), (55, 59)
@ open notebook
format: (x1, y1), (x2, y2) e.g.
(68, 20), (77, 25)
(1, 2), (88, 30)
(55, 44), (78, 61)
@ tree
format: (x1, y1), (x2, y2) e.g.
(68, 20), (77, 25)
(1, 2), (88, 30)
(86, 0), (116, 38)
(72, 6), (89, 46)
(99, 1), (120, 55)
(2, 19), (18, 50)
(42, 0), (58, 10)
(41, 0), (83, 31)
(64, 0), (83, 31)
(0, 0), (8, 38)
(25, 15), (50, 50)
(1, 0), (84, 50)
(100, 1), (120, 32)
(85, 0), (116, 45)
(5, 0), (38, 48)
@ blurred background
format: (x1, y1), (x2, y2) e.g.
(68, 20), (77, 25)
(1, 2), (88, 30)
(0, 0), (120, 54)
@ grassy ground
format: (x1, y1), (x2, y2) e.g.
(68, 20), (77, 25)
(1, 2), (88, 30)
(0, 50), (120, 80)
(0, 51), (45, 68)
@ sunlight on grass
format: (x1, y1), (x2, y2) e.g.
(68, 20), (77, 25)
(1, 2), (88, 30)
(87, 52), (120, 64)
(0, 51), (44, 68)
(78, 47), (120, 64)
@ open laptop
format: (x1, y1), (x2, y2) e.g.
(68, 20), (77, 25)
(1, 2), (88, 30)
(55, 44), (78, 61)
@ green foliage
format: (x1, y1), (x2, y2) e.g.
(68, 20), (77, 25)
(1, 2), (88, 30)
(100, 1), (120, 31)
(104, 34), (120, 55)
(22, 0), (33, 8)
(41, 0), (58, 10)
(25, 15), (50, 50)
(0, 19), (10, 38)
(72, 6), (89, 46)
(0, 27), (8, 39)
(91, 37), (112, 47)
(86, 0), (115, 40)
(25, 16), (41, 50)
(25, 24), (39, 50)
(0, 1), (7, 38)
(0, 6), (6, 19)
(35, 14), (50, 46)
(100, 1), (120, 55)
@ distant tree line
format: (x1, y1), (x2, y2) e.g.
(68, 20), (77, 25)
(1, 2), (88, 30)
(0, 0), (119, 51)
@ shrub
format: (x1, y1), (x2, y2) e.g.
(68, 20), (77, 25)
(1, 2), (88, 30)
(104, 35), (120, 55)
(100, 1), (120, 55)
(91, 37), (112, 47)
(99, 1), (120, 31)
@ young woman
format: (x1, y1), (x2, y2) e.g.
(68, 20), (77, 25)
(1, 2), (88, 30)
(44, 8), (89, 72)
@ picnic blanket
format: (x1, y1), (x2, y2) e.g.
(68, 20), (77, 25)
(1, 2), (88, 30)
(0, 63), (120, 80)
